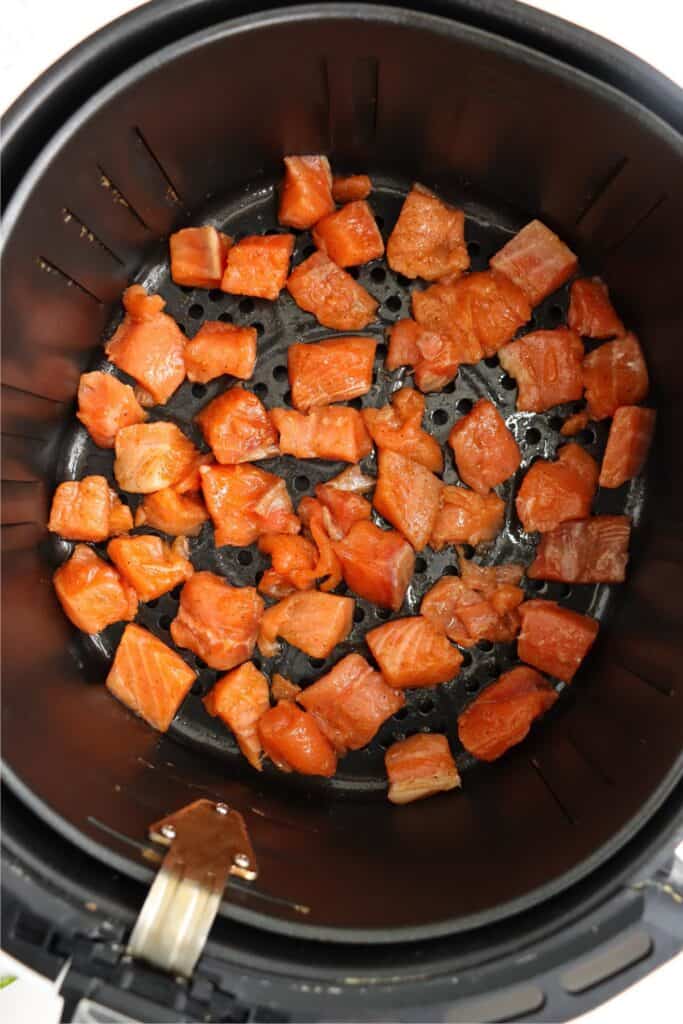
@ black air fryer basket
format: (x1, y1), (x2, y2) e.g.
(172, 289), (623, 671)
(2, 2), (682, 1021)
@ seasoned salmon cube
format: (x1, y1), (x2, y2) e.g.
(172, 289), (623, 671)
(583, 333), (649, 420)
(449, 400), (520, 493)
(257, 533), (318, 598)
(184, 322), (257, 384)
(315, 470), (373, 540)
(171, 571), (264, 671)
(312, 200), (384, 267)
(430, 486), (505, 549)
(107, 534), (194, 602)
(560, 410), (590, 437)
(53, 544), (138, 634)
(286, 251), (378, 330)
(490, 220), (578, 306)
(366, 616), (463, 688)
(498, 328), (584, 412)
(271, 673), (301, 702)
(297, 497), (343, 592)
(516, 443), (598, 533)
(106, 623), (195, 732)
(271, 406), (372, 463)
(221, 234), (294, 301)
(257, 591), (354, 658)
(528, 515), (631, 583)
(332, 174), (372, 203)
(200, 463), (299, 547)
(412, 283), (482, 365)
(135, 488), (208, 537)
(385, 734), (461, 804)
(299, 653), (405, 754)
(334, 520), (414, 610)
(48, 476), (132, 542)
(374, 450), (442, 551)
(599, 406), (655, 488)
(77, 371), (147, 448)
(458, 666), (557, 761)
(196, 389), (279, 465)
(421, 560), (524, 646)
(518, 600), (599, 682)
(105, 285), (186, 406)
(203, 662), (270, 770)
(258, 701), (337, 776)
(568, 277), (624, 339)
(173, 452), (215, 494)
(386, 318), (421, 370)
(386, 184), (469, 282)
(287, 336), (376, 411)
(362, 387), (443, 472)
(169, 226), (231, 288)
(114, 421), (198, 494)
(385, 318), (459, 393)
(278, 155), (334, 229)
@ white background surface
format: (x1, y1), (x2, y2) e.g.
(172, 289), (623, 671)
(1, 1), (681, 1022)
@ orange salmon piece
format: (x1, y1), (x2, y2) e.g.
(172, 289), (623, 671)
(258, 701), (337, 776)
(528, 515), (631, 583)
(287, 335), (376, 411)
(257, 533), (318, 598)
(583, 333), (649, 420)
(203, 662), (270, 770)
(421, 560), (524, 646)
(568, 277), (624, 338)
(315, 469), (373, 540)
(271, 406), (372, 463)
(271, 673), (301, 702)
(257, 590), (354, 658)
(373, 450), (442, 551)
(430, 486), (505, 549)
(106, 623), (195, 732)
(287, 251), (378, 330)
(385, 733), (461, 804)
(169, 226), (231, 288)
(362, 387), (443, 472)
(366, 616), (463, 688)
(490, 219), (577, 306)
(200, 463), (299, 547)
(498, 328), (584, 412)
(135, 488), (208, 537)
(77, 371), (147, 448)
(449, 399), (520, 493)
(334, 520), (414, 610)
(184, 322), (256, 384)
(516, 443), (598, 533)
(386, 184), (469, 282)
(458, 665), (558, 761)
(221, 234), (295, 300)
(114, 422), (198, 494)
(107, 534), (194, 602)
(171, 571), (263, 671)
(48, 476), (132, 542)
(53, 544), (138, 634)
(196, 388), (279, 464)
(385, 318), (459, 393)
(278, 155), (334, 229)
(332, 174), (372, 203)
(412, 283), (482, 365)
(313, 200), (384, 267)
(599, 406), (655, 488)
(518, 599), (599, 681)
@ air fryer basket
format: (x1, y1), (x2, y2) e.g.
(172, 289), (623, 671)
(3, 0), (683, 963)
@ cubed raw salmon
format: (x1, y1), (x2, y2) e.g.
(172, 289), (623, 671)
(430, 487), (505, 549)
(278, 155), (334, 229)
(366, 616), (463, 688)
(257, 591), (354, 658)
(528, 516), (631, 583)
(518, 599), (599, 681)
(53, 544), (138, 634)
(583, 333), (649, 420)
(498, 328), (584, 412)
(174, 451), (215, 494)
(313, 200), (384, 267)
(449, 399), (520, 493)
(48, 476), (132, 542)
(315, 469), (373, 540)
(203, 662), (270, 770)
(135, 488), (209, 537)
(421, 560), (524, 646)
(458, 665), (558, 761)
(257, 701), (337, 776)
(385, 318), (459, 393)
(196, 388), (279, 464)
(221, 234), (295, 300)
(169, 226), (231, 288)
(271, 406), (372, 462)
(385, 734), (461, 804)
(77, 371), (147, 448)
(568, 277), (624, 338)
(412, 283), (482, 365)
(107, 533), (194, 602)
(106, 623), (195, 732)
(105, 285), (186, 406)
(560, 410), (590, 437)
(114, 422), (199, 493)
(490, 220), (578, 306)
(287, 335), (376, 411)
(362, 387), (443, 472)
(184, 322), (257, 384)
(373, 450), (443, 551)
(257, 533), (318, 598)
(171, 571), (264, 670)
(516, 443), (598, 533)
(333, 520), (414, 610)
(200, 463), (299, 547)
(386, 184), (469, 281)
(599, 406), (655, 488)
(271, 673), (301, 702)
(332, 174), (372, 203)
(286, 251), (378, 330)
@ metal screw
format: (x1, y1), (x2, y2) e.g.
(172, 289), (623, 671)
(215, 802), (230, 815)
(234, 852), (250, 869)
(161, 824), (176, 840)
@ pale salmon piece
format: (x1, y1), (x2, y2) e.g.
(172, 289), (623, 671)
(257, 591), (354, 658)
(498, 328), (584, 412)
(257, 533), (318, 598)
(135, 488), (208, 537)
(106, 623), (195, 732)
(599, 406), (656, 488)
(258, 701), (337, 776)
(528, 516), (631, 583)
(105, 285), (186, 406)
(332, 174), (372, 203)
(171, 571), (264, 670)
(196, 389), (279, 465)
(77, 371), (147, 448)
(184, 322), (257, 384)
(297, 497), (343, 592)
(449, 400), (520, 494)
(279, 155), (334, 229)
(200, 463), (299, 547)
(568, 277), (624, 339)
(334, 520), (414, 610)
(374, 450), (442, 551)
(48, 476), (132, 542)
(300, 652), (404, 754)
(271, 673), (301, 702)
(583, 333), (649, 420)
(107, 534), (194, 602)
(518, 600), (599, 682)
(516, 443), (598, 534)
(312, 200), (384, 267)
(221, 234), (295, 300)
(53, 544), (138, 634)
(490, 220), (578, 306)
(367, 616), (463, 688)
(169, 226), (231, 288)
(271, 406), (372, 463)
(114, 422), (198, 494)
(287, 336), (376, 411)
(458, 665), (557, 762)
(203, 662), (270, 770)
(387, 185), (469, 282)
(430, 486), (505, 549)
(385, 734), (461, 804)
(560, 410), (590, 437)
(315, 471), (373, 540)
(362, 387), (443, 472)
(287, 251), (379, 330)
(421, 560), (524, 646)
